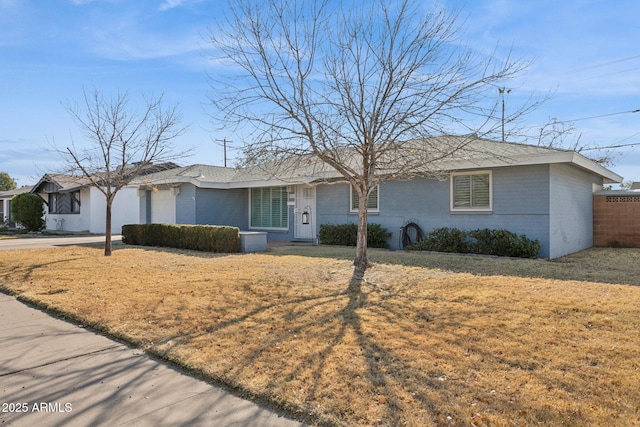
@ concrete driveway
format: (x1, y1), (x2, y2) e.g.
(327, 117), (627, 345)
(0, 235), (122, 250)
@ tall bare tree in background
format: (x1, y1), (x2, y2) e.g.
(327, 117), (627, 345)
(61, 88), (189, 256)
(208, 0), (538, 280)
(535, 117), (617, 167)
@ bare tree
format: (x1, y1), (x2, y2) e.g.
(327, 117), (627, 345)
(208, 0), (537, 280)
(534, 117), (617, 167)
(62, 88), (189, 256)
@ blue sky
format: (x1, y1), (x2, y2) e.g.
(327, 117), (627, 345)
(1, 0), (639, 187)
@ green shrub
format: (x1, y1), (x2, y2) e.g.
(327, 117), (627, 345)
(409, 227), (470, 253)
(10, 193), (45, 232)
(407, 227), (540, 258)
(122, 224), (240, 253)
(319, 223), (391, 248)
(468, 228), (540, 258)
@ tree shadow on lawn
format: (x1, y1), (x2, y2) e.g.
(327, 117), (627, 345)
(149, 275), (607, 426)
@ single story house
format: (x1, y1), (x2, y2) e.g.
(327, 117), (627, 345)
(131, 137), (622, 259)
(31, 164), (179, 234)
(30, 174), (139, 234)
(0, 186), (34, 226)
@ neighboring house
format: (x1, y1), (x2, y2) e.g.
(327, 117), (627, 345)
(31, 164), (179, 234)
(131, 137), (622, 259)
(0, 186), (34, 226)
(30, 174), (138, 234)
(631, 182), (640, 190)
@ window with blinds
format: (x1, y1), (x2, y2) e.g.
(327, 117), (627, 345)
(451, 172), (492, 211)
(250, 187), (289, 229)
(350, 185), (379, 212)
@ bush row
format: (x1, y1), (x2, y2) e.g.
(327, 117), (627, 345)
(407, 227), (540, 258)
(319, 223), (391, 248)
(122, 224), (240, 253)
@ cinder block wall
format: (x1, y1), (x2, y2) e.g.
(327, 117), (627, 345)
(593, 194), (640, 248)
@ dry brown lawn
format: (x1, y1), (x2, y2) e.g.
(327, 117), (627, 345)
(1, 245), (639, 426)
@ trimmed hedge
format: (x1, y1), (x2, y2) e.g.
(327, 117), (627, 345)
(122, 224), (240, 253)
(319, 223), (391, 248)
(407, 227), (540, 258)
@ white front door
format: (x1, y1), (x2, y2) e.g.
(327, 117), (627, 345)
(294, 185), (316, 240)
(150, 189), (176, 224)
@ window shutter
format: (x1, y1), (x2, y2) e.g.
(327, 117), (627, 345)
(251, 187), (288, 228)
(351, 186), (379, 211)
(471, 175), (490, 207)
(367, 186), (378, 209)
(453, 175), (471, 208)
(452, 173), (491, 210)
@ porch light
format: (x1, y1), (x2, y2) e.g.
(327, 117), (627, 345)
(302, 210), (310, 225)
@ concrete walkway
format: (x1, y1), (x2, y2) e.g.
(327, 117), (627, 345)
(0, 293), (306, 426)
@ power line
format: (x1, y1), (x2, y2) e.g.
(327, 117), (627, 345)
(582, 141), (640, 151)
(553, 108), (640, 124)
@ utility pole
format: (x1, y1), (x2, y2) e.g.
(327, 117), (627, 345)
(214, 138), (232, 167)
(498, 87), (511, 142)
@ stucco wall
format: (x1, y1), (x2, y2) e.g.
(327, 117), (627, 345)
(88, 187), (140, 234)
(548, 164), (601, 258)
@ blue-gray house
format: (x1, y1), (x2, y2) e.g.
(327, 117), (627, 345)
(131, 138), (622, 258)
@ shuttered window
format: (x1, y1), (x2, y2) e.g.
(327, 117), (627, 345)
(350, 185), (379, 212)
(451, 172), (492, 211)
(250, 187), (288, 229)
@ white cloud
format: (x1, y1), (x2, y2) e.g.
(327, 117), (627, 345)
(158, 0), (201, 12)
(159, 0), (183, 11)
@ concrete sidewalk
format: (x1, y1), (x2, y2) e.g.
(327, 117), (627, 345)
(0, 294), (306, 426)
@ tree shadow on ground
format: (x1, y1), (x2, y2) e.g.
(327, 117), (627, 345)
(147, 272), (614, 426)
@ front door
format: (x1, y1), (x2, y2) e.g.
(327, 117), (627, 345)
(294, 185), (316, 240)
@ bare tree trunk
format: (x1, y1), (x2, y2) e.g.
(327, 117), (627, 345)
(104, 199), (112, 256)
(353, 190), (370, 280)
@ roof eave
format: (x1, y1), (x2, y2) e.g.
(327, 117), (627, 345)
(444, 152), (622, 184)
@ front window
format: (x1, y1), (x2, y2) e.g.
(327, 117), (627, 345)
(250, 187), (288, 229)
(451, 171), (492, 211)
(350, 185), (379, 212)
(47, 192), (80, 214)
(70, 191), (80, 213)
(48, 193), (58, 214)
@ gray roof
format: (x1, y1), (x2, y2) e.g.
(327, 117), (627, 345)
(132, 164), (238, 184)
(132, 136), (623, 188)
(631, 182), (640, 190)
(32, 163), (182, 194)
(31, 174), (94, 194)
(0, 185), (34, 199)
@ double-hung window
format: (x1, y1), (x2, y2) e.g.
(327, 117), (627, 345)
(350, 185), (379, 212)
(250, 187), (288, 229)
(451, 171), (492, 211)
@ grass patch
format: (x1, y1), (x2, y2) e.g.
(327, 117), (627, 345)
(1, 245), (639, 426)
